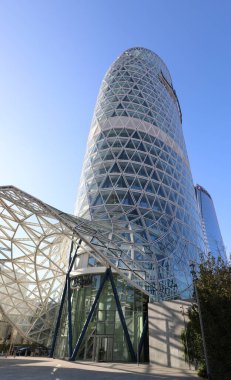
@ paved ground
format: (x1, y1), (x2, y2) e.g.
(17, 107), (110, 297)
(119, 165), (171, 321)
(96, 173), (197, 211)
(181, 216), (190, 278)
(0, 357), (200, 380)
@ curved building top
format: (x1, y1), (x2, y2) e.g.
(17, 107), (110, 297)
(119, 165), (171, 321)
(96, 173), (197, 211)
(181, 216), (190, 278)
(94, 46), (184, 154)
(115, 47), (173, 84)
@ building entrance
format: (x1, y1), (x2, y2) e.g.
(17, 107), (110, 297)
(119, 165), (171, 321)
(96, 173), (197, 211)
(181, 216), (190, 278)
(83, 335), (113, 361)
(94, 336), (113, 362)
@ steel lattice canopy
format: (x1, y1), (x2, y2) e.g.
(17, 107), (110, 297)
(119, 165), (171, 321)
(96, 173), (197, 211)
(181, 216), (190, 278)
(0, 186), (162, 345)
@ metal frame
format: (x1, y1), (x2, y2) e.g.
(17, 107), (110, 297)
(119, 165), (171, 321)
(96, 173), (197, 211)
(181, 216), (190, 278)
(50, 239), (82, 357)
(108, 268), (136, 362)
(51, 266), (142, 362)
(138, 317), (148, 363)
(0, 186), (149, 360)
(70, 268), (110, 361)
(0, 185), (156, 345)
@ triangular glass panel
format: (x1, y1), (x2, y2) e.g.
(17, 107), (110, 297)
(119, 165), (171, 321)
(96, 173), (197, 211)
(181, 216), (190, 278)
(110, 176), (119, 186)
(100, 191), (111, 203)
(159, 198), (166, 211)
(152, 182), (160, 193)
(114, 128), (122, 136)
(157, 171), (164, 181)
(133, 97), (141, 104)
(132, 139), (140, 149)
(132, 152), (142, 163)
(118, 150), (129, 160)
(138, 166), (147, 177)
(107, 129), (117, 137)
(92, 194), (104, 206)
(112, 139), (122, 148)
(106, 191), (120, 204)
(119, 129), (130, 137)
(131, 178), (141, 190)
(158, 186), (166, 198)
(146, 181), (153, 193)
(118, 161), (127, 172)
(144, 217), (154, 228)
(139, 178), (148, 189)
(128, 208), (139, 216)
(102, 176), (113, 188)
(116, 191), (126, 202)
(139, 195), (150, 208)
(149, 231), (159, 242)
(110, 163), (121, 173)
(126, 150), (134, 160)
(165, 203), (172, 216)
(125, 139), (136, 150)
(125, 176), (134, 187)
(104, 149), (114, 161)
(132, 131), (140, 139)
(144, 155), (152, 166)
(152, 171), (159, 182)
(132, 192), (141, 203)
(115, 176), (127, 188)
(154, 198), (163, 212)
(122, 192), (134, 206)
(124, 164), (135, 174)
(123, 95), (129, 101)
(138, 142), (146, 152)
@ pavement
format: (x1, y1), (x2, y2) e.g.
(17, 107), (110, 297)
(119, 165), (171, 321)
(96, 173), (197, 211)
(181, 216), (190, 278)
(0, 357), (201, 380)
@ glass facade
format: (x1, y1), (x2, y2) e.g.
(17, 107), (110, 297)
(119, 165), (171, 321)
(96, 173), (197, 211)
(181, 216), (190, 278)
(75, 47), (205, 299)
(0, 186), (151, 354)
(0, 48), (212, 363)
(195, 185), (226, 260)
(54, 274), (148, 362)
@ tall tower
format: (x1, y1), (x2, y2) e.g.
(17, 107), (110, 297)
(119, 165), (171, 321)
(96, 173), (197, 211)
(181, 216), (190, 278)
(195, 184), (226, 260)
(76, 47), (205, 299)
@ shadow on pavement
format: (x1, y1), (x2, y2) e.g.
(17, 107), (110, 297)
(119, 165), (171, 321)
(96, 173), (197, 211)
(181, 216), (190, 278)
(0, 358), (200, 380)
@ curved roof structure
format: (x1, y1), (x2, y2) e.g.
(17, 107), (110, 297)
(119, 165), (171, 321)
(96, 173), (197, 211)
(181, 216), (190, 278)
(0, 185), (162, 344)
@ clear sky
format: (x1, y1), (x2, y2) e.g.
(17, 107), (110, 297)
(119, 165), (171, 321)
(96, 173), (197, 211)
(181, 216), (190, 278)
(0, 0), (230, 254)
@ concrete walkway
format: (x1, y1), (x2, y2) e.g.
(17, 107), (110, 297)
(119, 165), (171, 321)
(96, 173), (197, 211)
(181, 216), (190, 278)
(0, 357), (200, 380)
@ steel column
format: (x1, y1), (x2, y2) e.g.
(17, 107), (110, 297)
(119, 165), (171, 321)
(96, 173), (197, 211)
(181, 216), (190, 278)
(49, 239), (81, 358)
(108, 268), (137, 362)
(67, 275), (73, 357)
(49, 279), (68, 357)
(138, 317), (148, 362)
(70, 268), (110, 361)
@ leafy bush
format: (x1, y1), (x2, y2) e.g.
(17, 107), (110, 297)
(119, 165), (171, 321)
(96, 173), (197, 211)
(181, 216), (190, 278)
(182, 256), (231, 379)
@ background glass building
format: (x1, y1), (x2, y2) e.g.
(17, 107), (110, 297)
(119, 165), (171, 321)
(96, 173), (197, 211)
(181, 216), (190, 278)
(195, 184), (226, 260)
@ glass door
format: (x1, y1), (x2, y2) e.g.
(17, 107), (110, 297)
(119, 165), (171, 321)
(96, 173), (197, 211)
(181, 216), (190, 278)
(94, 336), (113, 362)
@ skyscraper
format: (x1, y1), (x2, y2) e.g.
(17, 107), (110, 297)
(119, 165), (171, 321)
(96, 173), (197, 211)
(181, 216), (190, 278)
(195, 184), (226, 260)
(0, 47), (208, 363)
(75, 47), (205, 298)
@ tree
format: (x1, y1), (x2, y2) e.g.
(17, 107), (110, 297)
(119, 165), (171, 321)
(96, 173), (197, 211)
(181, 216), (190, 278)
(182, 256), (231, 379)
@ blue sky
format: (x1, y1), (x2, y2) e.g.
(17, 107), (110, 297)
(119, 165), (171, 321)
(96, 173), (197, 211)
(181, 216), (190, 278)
(0, 0), (230, 253)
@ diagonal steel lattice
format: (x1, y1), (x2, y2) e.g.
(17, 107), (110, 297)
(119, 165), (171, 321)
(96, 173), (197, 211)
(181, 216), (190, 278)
(0, 185), (169, 345)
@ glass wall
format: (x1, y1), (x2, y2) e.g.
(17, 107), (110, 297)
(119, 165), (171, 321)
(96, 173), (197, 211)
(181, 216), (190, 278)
(75, 47), (205, 299)
(195, 185), (226, 260)
(54, 273), (148, 362)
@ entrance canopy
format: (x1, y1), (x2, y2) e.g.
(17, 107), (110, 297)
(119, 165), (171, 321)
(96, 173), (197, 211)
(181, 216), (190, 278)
(0, 186), (157, 345)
